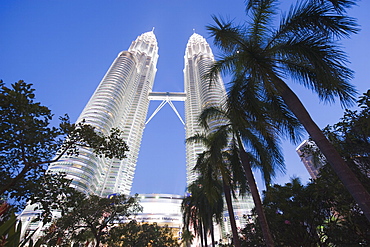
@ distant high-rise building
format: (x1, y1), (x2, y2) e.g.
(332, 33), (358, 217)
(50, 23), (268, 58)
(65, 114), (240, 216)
(296, 140), (324, 179)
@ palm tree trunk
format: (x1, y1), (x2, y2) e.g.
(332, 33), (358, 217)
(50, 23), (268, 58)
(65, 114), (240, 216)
(210, 219), (216, 247)
(274, 77), (370, 222)
(223, 180), (241, 247)
(238, 139), (275, 247)
(204, 224), (208, 247)
(199, 220), (204, 247)
(94, 233), (100, 247)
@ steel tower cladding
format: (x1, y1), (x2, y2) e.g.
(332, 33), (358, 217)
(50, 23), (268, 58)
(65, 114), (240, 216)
(48, 31), (158, 196)
(184, 33), (227, 186)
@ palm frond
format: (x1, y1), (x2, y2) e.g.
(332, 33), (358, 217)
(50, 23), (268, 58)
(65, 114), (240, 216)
(245, 0), (263, 12)
(207, 54), (243, 81)
(276, 0), (358, 41)
(247, 0), (277, 44)
(275, 34), (357, 107)
(207, 16), (244, 53)
(264, 93), (304, 144)
(198, 106), (229, 130)
(228, 140), (249, 195)
(315, 0), (357, 14)
(186, 133), (209, 146)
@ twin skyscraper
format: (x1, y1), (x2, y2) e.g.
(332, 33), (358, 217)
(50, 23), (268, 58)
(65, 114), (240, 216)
(48, 31), (227, 196)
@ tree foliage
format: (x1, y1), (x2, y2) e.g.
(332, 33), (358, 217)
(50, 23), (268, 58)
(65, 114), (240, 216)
(0, 80), (129, 211)
(24, 173), (83, 225)
(323, 89), (370, 178)
(242, 170), (370, 246)
(105, 220), (180, 247)
(0, 212), (44, 247)
(39, 194), (142, 247)
(186, 127), (245, 247)
(181, 176), (223, 247)
(194, 98), (300, 247)
(241, 91), (370, 246)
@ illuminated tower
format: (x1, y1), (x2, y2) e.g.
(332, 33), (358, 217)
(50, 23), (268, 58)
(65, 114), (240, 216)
(48, 31), (159, 196)
(183, 33), (227, 185)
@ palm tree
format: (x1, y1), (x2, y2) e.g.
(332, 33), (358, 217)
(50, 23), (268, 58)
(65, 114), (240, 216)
(198, 96), (299, 247)
(206, 0), (370, 222)
(181, 175), (223, 247)
(187, 128), (246, 247)
(190, 80), (302, 247)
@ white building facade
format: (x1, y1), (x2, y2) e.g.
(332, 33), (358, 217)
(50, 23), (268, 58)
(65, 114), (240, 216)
(48, 31), (159, 196)
(184, 33), (227, 186)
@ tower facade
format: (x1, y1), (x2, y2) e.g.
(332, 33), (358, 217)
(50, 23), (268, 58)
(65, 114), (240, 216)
(183, 33), (227, 185)
(49, 31), (159, 196)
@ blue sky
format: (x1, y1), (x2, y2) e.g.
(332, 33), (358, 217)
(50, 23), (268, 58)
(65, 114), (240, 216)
(1, 0), (369, 196)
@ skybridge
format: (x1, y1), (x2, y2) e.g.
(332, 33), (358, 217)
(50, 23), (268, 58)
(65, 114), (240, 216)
(146, 92), (186, 125)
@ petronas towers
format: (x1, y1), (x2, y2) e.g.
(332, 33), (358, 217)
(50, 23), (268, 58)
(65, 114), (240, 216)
(48, 31), (226, 196)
